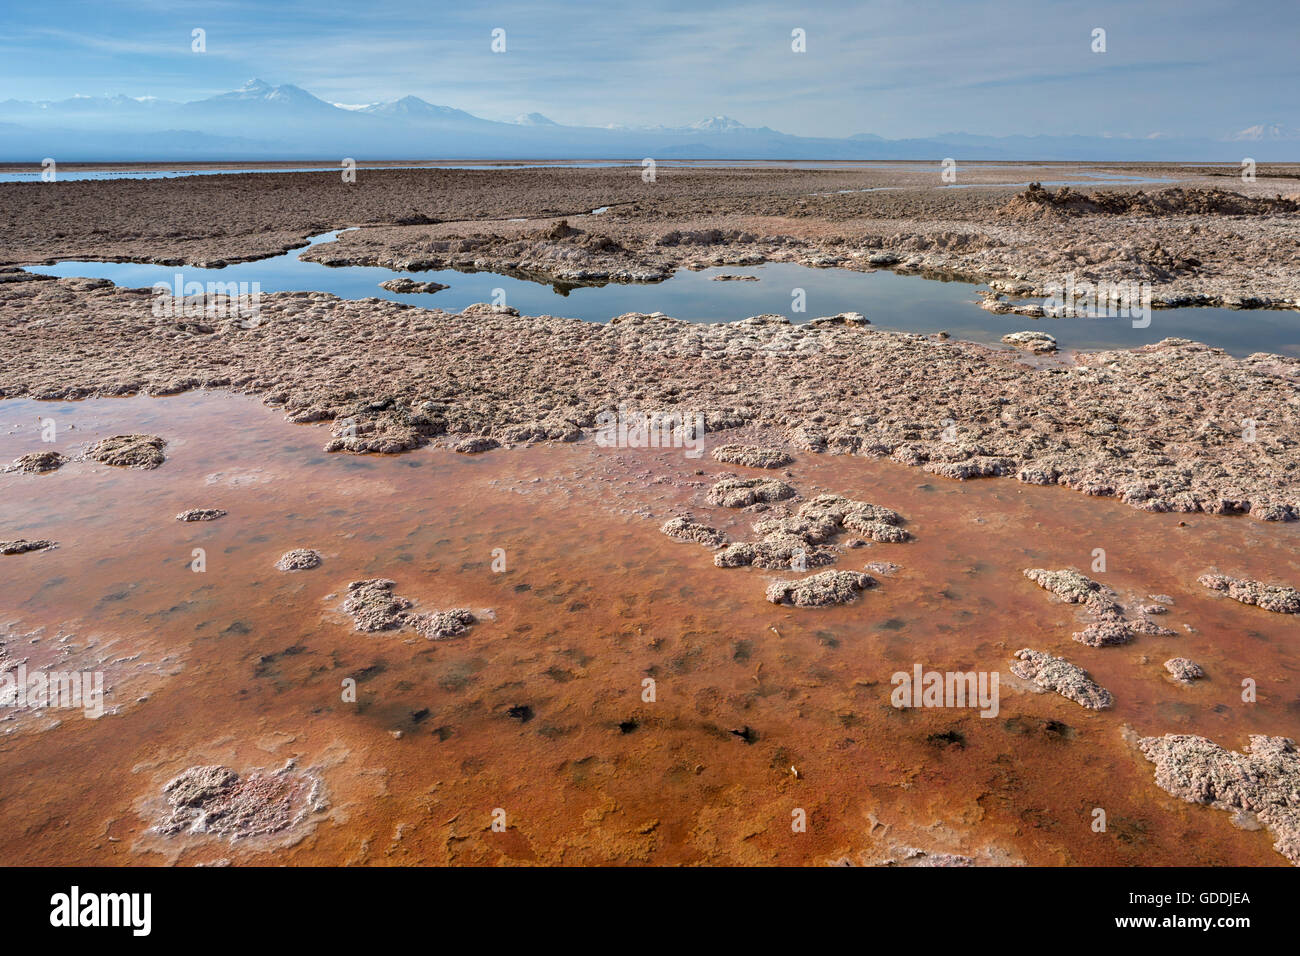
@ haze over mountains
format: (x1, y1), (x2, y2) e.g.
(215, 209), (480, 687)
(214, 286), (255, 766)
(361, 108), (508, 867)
(0, 79), (1294, 163)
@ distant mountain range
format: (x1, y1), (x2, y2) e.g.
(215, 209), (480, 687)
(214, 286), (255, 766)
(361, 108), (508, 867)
(0, 79), (1295, 162)
(1228, 124), (1300, 142)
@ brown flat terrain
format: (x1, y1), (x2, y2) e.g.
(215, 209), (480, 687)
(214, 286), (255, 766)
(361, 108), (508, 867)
(2, 163), (1299, 866)
(5, 163), (1298, 307)
(1, 393), (1296, 865)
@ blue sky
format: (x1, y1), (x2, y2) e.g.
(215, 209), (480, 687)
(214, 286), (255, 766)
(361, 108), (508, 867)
(1, 0), (1295, 139)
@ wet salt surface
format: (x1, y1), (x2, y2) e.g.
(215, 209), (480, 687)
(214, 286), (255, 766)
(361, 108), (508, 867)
(27, 231), (1300, 356)
(1, 391), (1298, 865)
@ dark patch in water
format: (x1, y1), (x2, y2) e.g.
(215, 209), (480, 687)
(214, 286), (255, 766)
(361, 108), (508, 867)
(252, 642), (305, 677)
(927, 729), (966, 749)
(669, 648), (703, 674)
(1042, 719), (1074, 739)
(353, 663), (386, 682)
(148, 601), (198, 621)
(1108, 814), (1152, 847)
(1004, 716), (1075, 740)
(559, 647), (592, 667)
(437, 661), (479, 692)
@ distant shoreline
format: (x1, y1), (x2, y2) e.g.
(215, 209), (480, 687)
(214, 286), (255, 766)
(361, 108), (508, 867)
(2, 159), (1295, 172)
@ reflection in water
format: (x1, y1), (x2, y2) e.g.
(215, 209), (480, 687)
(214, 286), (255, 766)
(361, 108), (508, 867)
(27, 231), (1300, 356)
(0, 392), (1297, 865)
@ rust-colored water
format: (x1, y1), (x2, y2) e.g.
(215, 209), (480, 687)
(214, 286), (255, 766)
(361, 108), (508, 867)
(0, 392), (1296, 865)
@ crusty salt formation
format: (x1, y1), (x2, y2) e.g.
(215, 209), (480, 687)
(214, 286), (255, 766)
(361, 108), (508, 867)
(154, 762), (326, 840)
(1010, 648), (1113, 710)
(342, 579), (413, 632)
(452, 436), (501, 455)
(710, 444), (793, 469)
(6, 264), (1300, 524)
(275, 548), (322, 571)
(799, 494), (904, 528)
(1139, 734), (1300, 865)
(753, 513), (839, 543)
(1001, 330), (1058, 354)
(1164, 658), (1205, 683)
(1198, 573), (1300, 614)
(4, 451), (68, 473)
(1024, 567), (1174, 646)
(341, 578), (480, 640)
(84, 434), (167, 469)
(409, 609), (476, 640)
(0, 538), (56, 555)
(378, 278), (448, 294)
(707, 476), (795, 508)
(765, 570), (875, 607)
(923, 456), (1015, 480)
(708, 491), (912, 574)
(714, 535), (837, 572)
(660, 515), (727, 549)
(176, 508), (227, 522)
(798, 494), (911, 545)
(1024, 567), (1106, 605)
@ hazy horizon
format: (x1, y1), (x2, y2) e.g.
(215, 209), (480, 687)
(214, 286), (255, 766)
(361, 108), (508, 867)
(3, 0), (1297, 143)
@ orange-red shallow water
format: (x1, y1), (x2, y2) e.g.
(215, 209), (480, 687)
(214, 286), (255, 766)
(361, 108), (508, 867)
(0, 391), (1296, 865)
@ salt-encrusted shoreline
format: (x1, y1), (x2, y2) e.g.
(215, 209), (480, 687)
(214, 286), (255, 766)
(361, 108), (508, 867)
(4, 276), (1298, 522)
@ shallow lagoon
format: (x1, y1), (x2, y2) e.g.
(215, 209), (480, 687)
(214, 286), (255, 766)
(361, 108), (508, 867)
(29, 230), (1300, 356)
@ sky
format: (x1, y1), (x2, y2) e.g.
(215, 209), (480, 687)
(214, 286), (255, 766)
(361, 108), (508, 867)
(0, 0), (1295, 140)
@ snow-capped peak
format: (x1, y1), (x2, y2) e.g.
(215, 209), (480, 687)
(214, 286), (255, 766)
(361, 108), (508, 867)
(514, 112), (558, 126)
(690, 115), (746, 132)
(1230, 123), (1300, 142)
